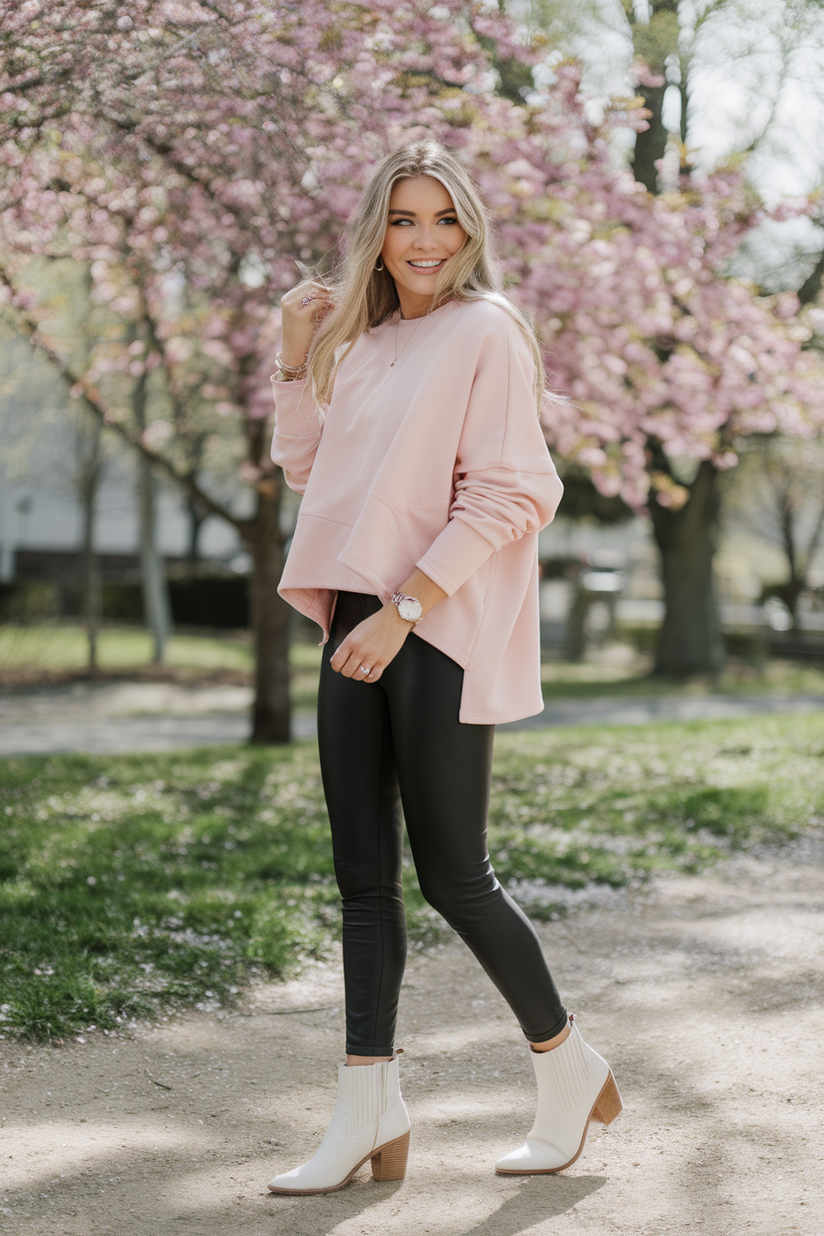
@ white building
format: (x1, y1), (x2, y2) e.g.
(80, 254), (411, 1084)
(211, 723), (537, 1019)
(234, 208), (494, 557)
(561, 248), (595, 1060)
(0, 330), (246, 586)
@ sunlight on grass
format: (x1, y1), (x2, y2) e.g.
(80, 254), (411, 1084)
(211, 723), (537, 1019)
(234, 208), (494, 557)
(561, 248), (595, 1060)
(540, 648), (824, 699)
(0, 624), (255, 674)
(4, 625), (824, 707)
(2, 713), (822, 1041)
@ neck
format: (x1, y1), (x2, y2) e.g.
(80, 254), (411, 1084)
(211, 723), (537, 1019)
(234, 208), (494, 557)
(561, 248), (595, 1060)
(396, 290), (434, 320)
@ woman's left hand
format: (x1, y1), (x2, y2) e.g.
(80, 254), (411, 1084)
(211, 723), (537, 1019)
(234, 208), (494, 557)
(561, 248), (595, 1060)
(330, 605), (411, 683)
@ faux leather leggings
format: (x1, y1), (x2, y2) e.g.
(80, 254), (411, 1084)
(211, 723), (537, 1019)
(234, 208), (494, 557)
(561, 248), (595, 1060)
(317, 591), (568, 1056)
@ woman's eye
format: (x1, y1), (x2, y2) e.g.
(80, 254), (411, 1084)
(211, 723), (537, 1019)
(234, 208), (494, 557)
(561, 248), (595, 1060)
(388, 217), (459, 226)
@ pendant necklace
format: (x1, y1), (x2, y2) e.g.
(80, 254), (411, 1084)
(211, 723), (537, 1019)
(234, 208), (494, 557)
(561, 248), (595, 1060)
(390, 309), (424, 367)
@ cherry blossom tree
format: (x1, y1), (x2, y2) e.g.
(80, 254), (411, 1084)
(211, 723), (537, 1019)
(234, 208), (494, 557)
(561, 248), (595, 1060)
(0, 0), (544, 738)
(518, 0), (824, 672)
(2, 0), (822, 705)
(507, 156), (824, 673)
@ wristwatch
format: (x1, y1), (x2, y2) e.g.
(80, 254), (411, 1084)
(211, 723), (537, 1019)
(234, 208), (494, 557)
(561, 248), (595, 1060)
(390, 590), (423, 625)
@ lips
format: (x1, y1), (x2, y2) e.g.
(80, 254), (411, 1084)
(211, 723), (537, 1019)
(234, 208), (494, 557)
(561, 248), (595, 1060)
(407, 259), (446, 270)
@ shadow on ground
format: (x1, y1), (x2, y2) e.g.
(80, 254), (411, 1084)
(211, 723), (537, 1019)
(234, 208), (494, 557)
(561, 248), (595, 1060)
(1, 836), (823, 1235)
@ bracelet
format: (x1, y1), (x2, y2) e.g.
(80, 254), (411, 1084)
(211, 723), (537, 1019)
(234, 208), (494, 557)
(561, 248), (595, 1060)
(274, 369), (306, 382)
(276, 351), (308, 374)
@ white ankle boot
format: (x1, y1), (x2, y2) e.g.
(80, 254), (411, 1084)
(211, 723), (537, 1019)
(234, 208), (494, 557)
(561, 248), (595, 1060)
(267, 1054), (411, 1195)
(495, 1017), (622, 1175)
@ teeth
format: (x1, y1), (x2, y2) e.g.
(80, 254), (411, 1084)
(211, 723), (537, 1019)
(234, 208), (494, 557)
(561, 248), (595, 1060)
(409, 260), (443, 267)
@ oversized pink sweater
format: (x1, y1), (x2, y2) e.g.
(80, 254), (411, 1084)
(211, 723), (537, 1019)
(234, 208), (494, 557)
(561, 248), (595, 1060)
(270, 296), (564, 724)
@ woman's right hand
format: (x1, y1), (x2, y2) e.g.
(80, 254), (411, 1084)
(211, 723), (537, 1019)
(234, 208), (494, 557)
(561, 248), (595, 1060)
(279, 278), (333, 367)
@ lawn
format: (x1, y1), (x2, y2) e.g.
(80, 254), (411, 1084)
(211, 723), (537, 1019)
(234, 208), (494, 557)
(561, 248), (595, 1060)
(5, 622), (824, 706)
(2, 713), (822, 1042)
(0, 624), (255, 675)
(539, 652), (824, 699)
(0, 623), (322, 710)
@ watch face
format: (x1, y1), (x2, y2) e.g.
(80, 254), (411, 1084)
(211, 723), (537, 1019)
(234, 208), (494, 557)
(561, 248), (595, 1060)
(398, 597), (423, 622)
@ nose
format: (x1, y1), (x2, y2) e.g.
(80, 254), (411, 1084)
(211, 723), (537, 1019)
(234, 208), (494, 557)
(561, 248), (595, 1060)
(412, 225), (439, 251)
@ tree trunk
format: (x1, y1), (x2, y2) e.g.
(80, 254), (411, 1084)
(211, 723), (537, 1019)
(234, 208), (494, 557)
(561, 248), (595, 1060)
(75, 265), (103, 672)
(131, 352), (172, 664)
(628, 0), (680, 194)
(649, 461), (725, 675)
(632, 80), (668, 193)
(186, 494), (207, 563)
(777, 492), (824, 629)
(80, 457), (102, 673)
(247, 475), (292, 743)
(137, 458), (172, 664)
(563, 579), (591, 662)
(798, 246), (824, 306)
(778, 487), (803, 628)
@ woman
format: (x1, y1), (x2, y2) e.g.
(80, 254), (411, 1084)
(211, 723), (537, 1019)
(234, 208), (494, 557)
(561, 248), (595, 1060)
(266, 141), (621, 1196)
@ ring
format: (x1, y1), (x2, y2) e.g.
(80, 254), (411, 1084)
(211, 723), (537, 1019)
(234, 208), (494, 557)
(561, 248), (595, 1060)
(300, 295), (314, 306)
(359, 665), (371, 676)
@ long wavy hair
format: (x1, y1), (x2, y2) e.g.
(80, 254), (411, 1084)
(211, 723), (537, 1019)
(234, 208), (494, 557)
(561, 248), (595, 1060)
(305, 140), (546, 410)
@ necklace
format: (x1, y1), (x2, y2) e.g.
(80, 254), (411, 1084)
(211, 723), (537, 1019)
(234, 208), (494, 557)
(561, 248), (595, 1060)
(390, 310), (424, 367)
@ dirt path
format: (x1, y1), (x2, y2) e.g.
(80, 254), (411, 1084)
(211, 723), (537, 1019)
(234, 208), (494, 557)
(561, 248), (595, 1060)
(2, 836), (822, 1236)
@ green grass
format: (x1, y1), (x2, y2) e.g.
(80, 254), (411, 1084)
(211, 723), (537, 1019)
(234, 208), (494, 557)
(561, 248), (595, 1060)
(2, 714), (823, 1042)
(540, 654), (824, 700)
(488, 717), (823, 901)
(0, 624), (255, 674)
(0, 623), (323, 710)
(5, 623), (824, 713)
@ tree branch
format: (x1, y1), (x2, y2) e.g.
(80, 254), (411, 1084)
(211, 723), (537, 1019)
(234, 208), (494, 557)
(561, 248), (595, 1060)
(0, 265), (243, 532)
(798, 245), (824, 305)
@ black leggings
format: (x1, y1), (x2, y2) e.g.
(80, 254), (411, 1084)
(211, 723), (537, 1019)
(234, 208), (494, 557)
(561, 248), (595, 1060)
(317, 591), (568, 1057)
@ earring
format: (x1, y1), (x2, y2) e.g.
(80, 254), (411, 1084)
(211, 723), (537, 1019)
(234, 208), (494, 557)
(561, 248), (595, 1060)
(374, 256), (384, 272)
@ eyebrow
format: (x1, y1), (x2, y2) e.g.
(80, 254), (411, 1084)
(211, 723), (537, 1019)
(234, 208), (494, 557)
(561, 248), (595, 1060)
(387, 208), (456, 217)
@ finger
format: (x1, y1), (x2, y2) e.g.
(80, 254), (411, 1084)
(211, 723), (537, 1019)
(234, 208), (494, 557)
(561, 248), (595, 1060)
(350, 656), (379, 681)
(299, 286), (333, 313)
(329, 639), (354, 672)
(330, 645), (361, 676)
(341, 653), (370, 679)
(284, 279), (329, 306)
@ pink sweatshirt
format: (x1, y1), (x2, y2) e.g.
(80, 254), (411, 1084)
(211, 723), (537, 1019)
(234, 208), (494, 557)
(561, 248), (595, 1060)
(270, 296), (564, 724)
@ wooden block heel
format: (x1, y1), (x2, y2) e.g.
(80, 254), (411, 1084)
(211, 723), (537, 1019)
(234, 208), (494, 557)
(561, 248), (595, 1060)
(592, 1071), (623, 1125)
(371, 1130), (410, 1181)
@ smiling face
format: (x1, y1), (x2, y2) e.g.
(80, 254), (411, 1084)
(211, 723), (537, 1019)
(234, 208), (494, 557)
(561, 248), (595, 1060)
(380, 175), (467, 319)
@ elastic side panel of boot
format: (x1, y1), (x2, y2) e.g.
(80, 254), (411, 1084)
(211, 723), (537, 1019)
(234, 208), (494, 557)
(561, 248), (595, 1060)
(544, 1028), (589, 1115)
(348, 1062), (387, 1136)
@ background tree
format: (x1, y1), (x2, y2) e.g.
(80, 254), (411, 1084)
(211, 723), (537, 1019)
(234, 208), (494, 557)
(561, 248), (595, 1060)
(0, 0), (547, 738)
(71, 265), (106, 673)
(724, 434), (824, 626)
(2, 0), (823, 707)
(517, 0), (824, 673)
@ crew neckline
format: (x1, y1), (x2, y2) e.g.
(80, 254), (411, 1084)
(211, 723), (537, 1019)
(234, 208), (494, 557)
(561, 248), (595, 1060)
(392, 299), (458, 326)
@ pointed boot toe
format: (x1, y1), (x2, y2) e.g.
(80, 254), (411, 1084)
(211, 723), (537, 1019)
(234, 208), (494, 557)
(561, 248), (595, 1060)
(267, 1056), (410, 1195)
(496, 1019), (622, 1175)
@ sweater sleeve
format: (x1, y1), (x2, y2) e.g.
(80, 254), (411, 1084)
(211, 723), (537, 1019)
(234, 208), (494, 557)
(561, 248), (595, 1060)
(269, 375), (323, 495)
(415, 315), (563, 597)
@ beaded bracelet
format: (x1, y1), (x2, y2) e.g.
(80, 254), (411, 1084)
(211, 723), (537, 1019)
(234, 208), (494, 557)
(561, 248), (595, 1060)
(276, 351), (308, 374)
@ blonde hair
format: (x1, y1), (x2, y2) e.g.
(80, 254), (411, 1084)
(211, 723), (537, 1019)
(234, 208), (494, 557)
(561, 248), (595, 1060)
(305, 140), (546, 410)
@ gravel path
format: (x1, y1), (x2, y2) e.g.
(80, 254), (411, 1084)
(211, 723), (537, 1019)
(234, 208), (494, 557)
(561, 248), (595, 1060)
(1, 836), (822, 1236)
(1, 679), (823, 754)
